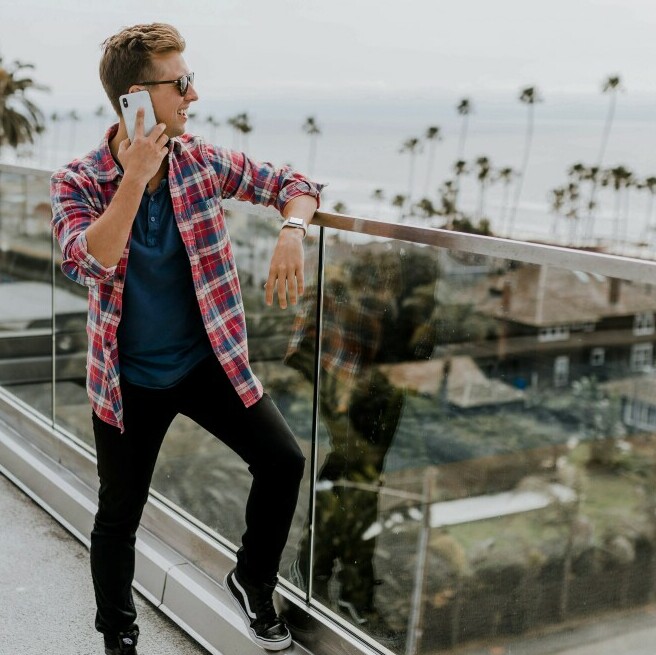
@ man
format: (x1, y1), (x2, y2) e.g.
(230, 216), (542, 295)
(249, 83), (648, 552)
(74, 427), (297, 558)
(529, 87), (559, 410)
(50, 23), (322, 655)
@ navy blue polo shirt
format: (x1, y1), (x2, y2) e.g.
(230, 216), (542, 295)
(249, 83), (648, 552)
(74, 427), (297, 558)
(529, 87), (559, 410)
(117, 178), (212, 388)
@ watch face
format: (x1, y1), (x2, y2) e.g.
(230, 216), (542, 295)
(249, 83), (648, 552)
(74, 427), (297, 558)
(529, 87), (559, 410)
(288, 217), (304, 226)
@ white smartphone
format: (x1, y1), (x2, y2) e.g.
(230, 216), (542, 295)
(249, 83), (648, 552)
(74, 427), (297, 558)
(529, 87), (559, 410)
(119, 90), (157, 142)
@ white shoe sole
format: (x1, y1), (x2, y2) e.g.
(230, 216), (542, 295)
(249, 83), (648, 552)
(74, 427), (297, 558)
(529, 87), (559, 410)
(224, 572), (292, 651)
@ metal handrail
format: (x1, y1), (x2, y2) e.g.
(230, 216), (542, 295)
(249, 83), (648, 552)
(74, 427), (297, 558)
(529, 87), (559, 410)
(311, 211), (656, 284)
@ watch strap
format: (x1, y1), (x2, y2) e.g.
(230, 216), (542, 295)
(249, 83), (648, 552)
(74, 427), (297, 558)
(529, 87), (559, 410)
(281, 216), (308, 238)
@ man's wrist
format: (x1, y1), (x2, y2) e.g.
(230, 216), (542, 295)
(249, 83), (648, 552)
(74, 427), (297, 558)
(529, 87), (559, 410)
(120, 170), (149, 191)
(280, 216), (308, 239)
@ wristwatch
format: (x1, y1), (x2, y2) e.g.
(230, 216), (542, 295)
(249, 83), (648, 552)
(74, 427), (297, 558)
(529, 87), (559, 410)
(280, 216), (308, 239)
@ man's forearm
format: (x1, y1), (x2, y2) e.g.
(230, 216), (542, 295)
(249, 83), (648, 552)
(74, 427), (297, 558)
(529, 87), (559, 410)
(85, 174), (145, 268)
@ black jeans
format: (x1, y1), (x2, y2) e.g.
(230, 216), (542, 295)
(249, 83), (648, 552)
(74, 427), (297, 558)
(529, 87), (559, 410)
(90, 355), (305, 637)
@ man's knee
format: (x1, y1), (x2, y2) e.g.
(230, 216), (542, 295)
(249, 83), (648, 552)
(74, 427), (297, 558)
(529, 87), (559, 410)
(256, 440), (305, 482)
(287, 446), (306, 481)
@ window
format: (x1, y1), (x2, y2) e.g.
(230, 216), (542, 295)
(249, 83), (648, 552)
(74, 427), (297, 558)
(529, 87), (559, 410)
(538, 325), (570, 342)
(590, 348), (605, 367)
(631, 343), (653, 371)
(554, 355), (570, 387)
(634, 312), (655, 336)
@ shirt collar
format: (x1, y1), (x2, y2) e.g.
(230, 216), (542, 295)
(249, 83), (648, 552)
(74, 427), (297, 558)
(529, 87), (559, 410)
(93, 124), (122, 183)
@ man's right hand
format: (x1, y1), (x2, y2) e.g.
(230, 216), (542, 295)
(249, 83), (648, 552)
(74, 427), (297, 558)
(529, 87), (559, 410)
(117, 108), (169, 186)
(85, 109), (169, 268)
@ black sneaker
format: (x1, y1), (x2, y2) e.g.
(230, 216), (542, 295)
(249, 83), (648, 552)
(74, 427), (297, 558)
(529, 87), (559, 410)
(104, 628), (139, 654)
(224, 568), (292, 651)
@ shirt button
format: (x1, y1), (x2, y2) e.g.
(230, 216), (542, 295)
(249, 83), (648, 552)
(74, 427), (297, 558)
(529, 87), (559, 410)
(150, 216), (156, 222)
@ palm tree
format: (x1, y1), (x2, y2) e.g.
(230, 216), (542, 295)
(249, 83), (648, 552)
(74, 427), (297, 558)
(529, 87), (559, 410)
(496, 166), (516, 233)
(400, 137), (422, 214)
(641, 176), (656, 246)
(391, 194), (407, 221)
(599, 76), (623, 168)
(205, 115), (220, 143)
(565, 181), (582, 245)
(620, 168), (635, 248)
(227, 112), (252, 150)
(423, 125), (442, 196)
(585, 76), (624, 240)
(302, 116), (321, 176)
(67, 109), (80, 157)
(567, 163), (587, 244)
(548, 186), (566, 237)
(438, 180), (457, 225)
(415, 197), (438, 219)
(94, 104), (108, 134)
(452, 159), (468, 216)
(474, 156), (492, 221)
(507, 86), (542, 238)
(371, 188), (385, 217)
(0, 57), (47, 154)
(454, 99), (472, 215)
(455, 98), (472, 162)
(606, 165), (633, 246)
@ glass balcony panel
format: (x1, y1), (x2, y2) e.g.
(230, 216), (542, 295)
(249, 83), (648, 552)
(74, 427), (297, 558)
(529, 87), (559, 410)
(53, 264), (92, 448)
(305, 229), (656, 653)
(0, 167), (54, 423)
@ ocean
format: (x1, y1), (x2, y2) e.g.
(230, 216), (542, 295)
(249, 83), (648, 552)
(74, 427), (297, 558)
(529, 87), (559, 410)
(5, 93), (656, 253)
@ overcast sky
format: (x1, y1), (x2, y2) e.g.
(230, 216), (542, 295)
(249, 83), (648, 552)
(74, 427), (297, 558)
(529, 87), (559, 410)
(1, 0), (656, 113)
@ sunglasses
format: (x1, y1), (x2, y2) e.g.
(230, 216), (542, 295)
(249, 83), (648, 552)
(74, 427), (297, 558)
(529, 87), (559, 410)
(137, 72), (195, 96)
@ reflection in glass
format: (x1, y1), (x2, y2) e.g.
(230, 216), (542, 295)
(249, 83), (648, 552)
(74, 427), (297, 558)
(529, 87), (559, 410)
(0, 167), (54, 421)
(285, 237), (437, 649)
(286, 232), (656, 654)
(53, 267), (92, 447)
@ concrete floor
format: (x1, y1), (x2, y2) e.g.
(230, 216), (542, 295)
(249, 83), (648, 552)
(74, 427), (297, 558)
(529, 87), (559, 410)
(3, 466), (656, 655)
(0, 472), (209, 655)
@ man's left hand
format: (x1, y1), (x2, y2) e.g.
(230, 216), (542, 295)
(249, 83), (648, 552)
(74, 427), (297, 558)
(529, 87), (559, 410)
(265, 228), (305, 309)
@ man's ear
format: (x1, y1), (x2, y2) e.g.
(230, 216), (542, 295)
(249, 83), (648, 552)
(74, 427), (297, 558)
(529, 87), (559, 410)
(127, 85), (144, 94)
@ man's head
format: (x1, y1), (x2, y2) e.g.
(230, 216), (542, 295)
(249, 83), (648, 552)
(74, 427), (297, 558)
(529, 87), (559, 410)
(100, 23), (198, 138)
(100, 23), (185, 116)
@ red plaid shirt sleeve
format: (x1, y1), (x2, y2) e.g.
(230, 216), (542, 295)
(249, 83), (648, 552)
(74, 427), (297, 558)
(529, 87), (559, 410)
(51, 169), (118, 287)
(203, 142), (323, 212)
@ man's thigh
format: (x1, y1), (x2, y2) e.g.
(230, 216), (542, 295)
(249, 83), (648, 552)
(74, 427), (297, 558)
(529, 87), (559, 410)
(177, 357), (303, 471)
(92, 383), (177, 514)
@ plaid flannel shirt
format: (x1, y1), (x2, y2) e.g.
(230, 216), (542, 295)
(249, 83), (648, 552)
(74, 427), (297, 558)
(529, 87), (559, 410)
(51, 124), (322, 432)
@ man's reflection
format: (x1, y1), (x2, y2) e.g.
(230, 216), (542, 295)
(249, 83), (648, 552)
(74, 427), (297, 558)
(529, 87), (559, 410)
(285, 252), (435, 641)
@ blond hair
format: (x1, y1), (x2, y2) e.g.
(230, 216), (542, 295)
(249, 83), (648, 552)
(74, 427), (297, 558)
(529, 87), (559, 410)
(99, 23), (185, 115)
